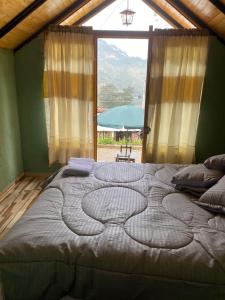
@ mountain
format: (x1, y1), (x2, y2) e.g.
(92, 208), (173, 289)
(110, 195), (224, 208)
(97, 39), (147, 107)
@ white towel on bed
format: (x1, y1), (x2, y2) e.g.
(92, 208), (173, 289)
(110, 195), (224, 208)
(68, 157), (94, 166)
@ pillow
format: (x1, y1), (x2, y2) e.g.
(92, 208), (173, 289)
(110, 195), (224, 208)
(175, 184), (207, 197)
(204, 154), (225, 171)
(195, 175), (225, 213)
(171, 164), (224, 188)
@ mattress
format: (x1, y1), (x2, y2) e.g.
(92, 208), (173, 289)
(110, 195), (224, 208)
(0, 162), (225, 300)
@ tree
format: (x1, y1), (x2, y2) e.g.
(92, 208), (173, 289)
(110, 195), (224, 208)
(98, 84), (134, 109)
(118, 87), (134, 105)
(98, 84), (119, 108)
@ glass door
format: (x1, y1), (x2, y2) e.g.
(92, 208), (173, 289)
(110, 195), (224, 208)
(96, 38), (149, 163)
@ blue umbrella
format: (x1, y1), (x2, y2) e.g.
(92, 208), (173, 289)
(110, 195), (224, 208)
(98, 105), (144, 154)
(97, 105), (144, 129)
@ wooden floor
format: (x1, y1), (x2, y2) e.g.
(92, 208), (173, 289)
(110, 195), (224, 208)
(0, 176), (46, 239)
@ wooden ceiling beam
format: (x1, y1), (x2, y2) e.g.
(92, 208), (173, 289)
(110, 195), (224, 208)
(15, 0), (90, 51)
(142, 0), (184, 29)
(166, 0), (225, 43)
(0, 0), (47, 39)
(73, 0), (116, 25)
(209, 0), (225, 15)
(166, 0), (207, 28)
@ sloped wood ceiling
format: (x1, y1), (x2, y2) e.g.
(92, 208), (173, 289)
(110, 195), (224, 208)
(61, 0), (110, 25)
(181, 0), (225, 38)
(0, 0), (34, 28)
(167, 0), (225, 38)
(0, 0), (89, 49)
(143, 0), (195, 28)
(0, 0), (225, 50)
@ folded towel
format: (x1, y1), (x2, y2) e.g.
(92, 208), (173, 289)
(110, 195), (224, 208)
(63, 166), (90, 177)
(69, 157), (94, 162)
(68, 162), (93, 169)
(68, 158), (94, 171)
(68, 157), (94, 166)
(63, 158), (94, 177)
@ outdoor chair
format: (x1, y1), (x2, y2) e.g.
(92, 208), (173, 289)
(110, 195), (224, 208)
(115, 144), (135, 163)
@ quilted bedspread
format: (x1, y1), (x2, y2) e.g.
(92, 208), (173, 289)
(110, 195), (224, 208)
(1, 163), (225, 300)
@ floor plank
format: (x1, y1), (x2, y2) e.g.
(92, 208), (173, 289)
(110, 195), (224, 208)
(0, 176), (47, 239)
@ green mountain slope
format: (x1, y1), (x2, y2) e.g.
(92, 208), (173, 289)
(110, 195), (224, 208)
(98, 39), (147, 108)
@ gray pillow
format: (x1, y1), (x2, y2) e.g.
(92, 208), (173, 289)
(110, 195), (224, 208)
(175, 184), (207, 197)
(204, 154), (225, 171)
(171, 164), (224, 188)
(195, 175), (225, 213)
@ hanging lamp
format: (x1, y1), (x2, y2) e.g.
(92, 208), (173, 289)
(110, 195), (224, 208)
(120, 0), (135, 26)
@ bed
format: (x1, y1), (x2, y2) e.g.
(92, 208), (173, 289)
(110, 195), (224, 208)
(0, 162), (225, 300)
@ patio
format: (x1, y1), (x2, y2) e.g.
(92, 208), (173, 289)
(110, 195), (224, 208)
(97, 104), (144, 163)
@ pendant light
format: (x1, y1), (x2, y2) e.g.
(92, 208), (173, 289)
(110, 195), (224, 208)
(120, 0), (135, 26)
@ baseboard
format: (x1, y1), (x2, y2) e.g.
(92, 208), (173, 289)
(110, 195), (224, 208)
(24, 172), (52, 177)
(0, 173), (25, 201)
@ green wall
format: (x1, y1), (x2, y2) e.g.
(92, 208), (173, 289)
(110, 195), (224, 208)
(15, 37), (57, 173)
(14, 36), (225, 172)
(196, 37), (225, 162)
(0, 49), (23, 191)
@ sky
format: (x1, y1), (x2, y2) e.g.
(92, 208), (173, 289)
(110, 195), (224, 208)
(84, 0), (171, 59)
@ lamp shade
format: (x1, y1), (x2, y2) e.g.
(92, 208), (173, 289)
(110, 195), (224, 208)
(120, 9), (135, 26)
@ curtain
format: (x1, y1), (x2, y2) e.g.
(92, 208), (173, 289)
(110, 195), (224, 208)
(145, 31), (209, 164)
(44, 26), (95, 165)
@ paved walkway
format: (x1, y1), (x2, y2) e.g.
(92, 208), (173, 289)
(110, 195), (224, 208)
(97, 146), (142, 163)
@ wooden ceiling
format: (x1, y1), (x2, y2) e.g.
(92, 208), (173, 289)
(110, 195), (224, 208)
(0, 0), (225, 50)
(61, 0), (111, 26)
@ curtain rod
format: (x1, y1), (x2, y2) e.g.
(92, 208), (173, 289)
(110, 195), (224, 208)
(93, 28), (210, 38)
(45, 26), (211, 39)
(153, 28), (210, 36)
(93, 30), (151, 39)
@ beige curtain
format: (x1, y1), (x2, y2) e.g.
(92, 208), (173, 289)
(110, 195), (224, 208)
(145, 31), (209, 164)
(44, 26), (95, 165)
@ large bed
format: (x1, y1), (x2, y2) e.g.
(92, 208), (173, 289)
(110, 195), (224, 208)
(1, 162), (225, 300)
